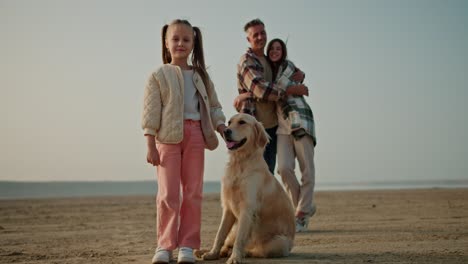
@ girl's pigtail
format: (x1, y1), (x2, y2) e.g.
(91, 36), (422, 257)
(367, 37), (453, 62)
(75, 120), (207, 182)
(161, 24), (171, 64)
(192, 26), (209, 88)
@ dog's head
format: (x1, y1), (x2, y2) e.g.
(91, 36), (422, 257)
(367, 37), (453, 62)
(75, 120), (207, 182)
(223, 113), (269, 152)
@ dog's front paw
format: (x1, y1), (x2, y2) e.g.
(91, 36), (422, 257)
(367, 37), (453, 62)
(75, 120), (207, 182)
(226, 255), (243, 264)
(194, 249), (209, 259)
(202, 250), (220, 260)
(220, 245), (233, 258)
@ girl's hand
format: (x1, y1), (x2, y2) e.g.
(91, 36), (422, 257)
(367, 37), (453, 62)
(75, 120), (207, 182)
(147, 147), (160, 166)
(145, 135), (160, 166)
(216, 124), (227, 141)
(233, 92), (252, 109)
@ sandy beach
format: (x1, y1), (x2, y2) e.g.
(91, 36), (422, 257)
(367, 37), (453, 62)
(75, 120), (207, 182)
(1, 188), (467, 264)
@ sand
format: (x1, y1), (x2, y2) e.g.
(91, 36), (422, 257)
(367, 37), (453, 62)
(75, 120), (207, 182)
(1, 188), (467, 264)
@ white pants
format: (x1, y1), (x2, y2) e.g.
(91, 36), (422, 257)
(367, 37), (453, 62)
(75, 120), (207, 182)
(277, 134), (316, 216)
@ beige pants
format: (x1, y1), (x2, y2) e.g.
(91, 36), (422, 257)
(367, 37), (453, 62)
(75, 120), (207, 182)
(277, 134), (315, 216)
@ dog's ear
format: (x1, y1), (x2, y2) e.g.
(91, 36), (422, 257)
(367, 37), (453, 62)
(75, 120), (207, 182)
(254, 121), (270, 149)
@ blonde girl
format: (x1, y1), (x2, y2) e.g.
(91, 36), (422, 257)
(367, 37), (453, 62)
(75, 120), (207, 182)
(142, 19), (226, 264)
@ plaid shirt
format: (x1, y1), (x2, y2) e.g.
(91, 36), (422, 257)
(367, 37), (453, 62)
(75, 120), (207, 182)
(278, 60), (317, 146)
(237, 48), (292, 115)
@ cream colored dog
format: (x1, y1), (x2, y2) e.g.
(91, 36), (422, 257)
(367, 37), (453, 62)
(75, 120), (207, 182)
(203, 113), (295, 264)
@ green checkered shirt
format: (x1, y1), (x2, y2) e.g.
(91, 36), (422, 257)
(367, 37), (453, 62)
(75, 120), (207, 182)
(277, 60), (317, 145)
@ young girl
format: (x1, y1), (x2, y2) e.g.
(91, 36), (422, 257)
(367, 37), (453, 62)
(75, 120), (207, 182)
(142, 19), (226, 264)
(267, 38), (317, 233)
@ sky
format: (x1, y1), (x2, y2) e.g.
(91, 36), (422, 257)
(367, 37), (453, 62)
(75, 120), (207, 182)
(1, 0), (468, 184)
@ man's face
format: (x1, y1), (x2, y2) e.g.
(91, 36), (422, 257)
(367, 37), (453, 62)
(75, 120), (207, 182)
(246, 24), (267, 51)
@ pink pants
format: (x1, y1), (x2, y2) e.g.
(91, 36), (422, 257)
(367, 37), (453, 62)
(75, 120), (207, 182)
(155, 120), (205, 250)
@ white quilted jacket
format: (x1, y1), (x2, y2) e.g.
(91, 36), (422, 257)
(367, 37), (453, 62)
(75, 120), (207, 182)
(142, 64), (225, 150)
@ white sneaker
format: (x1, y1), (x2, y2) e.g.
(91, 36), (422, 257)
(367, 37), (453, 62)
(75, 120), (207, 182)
(295, 215), (310, 233)
(152, 248), (172, 264)
(295, 206), (316, 233)
(177, 247), (195, 263)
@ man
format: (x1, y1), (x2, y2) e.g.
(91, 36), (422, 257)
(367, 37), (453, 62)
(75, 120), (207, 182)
(235, 18), (307, 174)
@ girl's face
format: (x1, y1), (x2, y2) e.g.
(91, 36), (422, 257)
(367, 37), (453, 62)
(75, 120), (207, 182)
(268, 41), (283, 63)
(165, 24), (194, 62)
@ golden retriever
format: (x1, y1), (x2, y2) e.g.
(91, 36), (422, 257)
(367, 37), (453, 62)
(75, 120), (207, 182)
(202, 113), (295, 264)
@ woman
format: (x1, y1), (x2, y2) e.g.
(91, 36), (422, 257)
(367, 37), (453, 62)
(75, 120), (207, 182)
(267, 38), (317, 233)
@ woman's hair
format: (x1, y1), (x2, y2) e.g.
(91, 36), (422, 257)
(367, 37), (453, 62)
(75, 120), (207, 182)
(161, 19), (209, 88)
(266, 38), (288, 80)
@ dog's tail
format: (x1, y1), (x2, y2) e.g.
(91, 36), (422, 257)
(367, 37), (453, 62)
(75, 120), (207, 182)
(247, 235), (293, 258)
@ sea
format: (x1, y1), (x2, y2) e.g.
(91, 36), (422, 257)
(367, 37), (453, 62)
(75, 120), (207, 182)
(1, 179), (468, 200)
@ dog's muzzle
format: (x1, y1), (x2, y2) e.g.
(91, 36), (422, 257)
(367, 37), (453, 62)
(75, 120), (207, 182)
(224, 129), (247, 150)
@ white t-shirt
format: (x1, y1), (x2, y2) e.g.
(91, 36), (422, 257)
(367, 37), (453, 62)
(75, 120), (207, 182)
(182, 70), (201, 120)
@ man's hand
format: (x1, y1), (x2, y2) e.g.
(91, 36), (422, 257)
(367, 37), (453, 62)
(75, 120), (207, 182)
(291, 70), (305, 83)
(286, 84), (309, 96)
(233, 92), (253, 109)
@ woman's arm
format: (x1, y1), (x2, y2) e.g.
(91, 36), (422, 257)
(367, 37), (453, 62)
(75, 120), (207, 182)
(238, 55), (308, 101)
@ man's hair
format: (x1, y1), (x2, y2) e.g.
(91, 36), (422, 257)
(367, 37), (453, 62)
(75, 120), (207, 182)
(244, 18), (264, 32)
